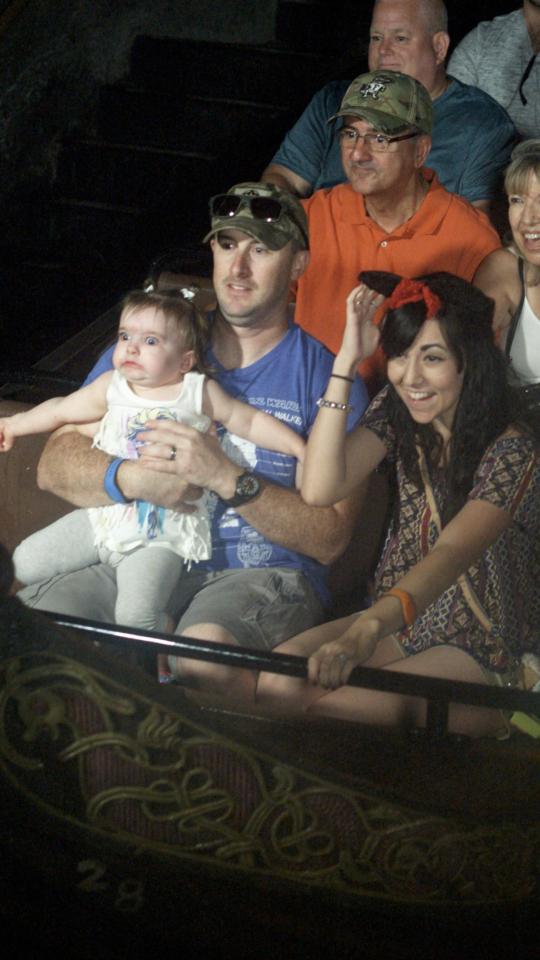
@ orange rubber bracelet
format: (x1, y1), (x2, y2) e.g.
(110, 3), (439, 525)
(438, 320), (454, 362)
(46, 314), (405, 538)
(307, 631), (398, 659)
(386, 587), (416, 627)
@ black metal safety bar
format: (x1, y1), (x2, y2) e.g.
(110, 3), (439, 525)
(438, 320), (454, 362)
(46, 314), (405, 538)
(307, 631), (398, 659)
(43, 611), (540, 738)
(0, 369), (81, 392)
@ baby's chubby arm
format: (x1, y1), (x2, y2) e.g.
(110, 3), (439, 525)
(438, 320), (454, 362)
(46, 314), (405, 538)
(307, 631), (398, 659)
(203, 378), (305, 462)
(0, 373), (112, 451)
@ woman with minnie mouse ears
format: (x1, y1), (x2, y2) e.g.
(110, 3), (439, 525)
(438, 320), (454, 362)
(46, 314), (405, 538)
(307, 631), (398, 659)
(257, 271), (540, 738)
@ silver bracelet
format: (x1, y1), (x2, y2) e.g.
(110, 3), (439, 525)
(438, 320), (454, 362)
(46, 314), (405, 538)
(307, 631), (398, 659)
(316, 397), (353, 413)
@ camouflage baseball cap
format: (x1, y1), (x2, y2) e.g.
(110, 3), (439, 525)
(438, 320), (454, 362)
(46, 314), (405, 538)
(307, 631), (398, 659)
(203, 182), (309, 251)
(329, 70), (432, 136)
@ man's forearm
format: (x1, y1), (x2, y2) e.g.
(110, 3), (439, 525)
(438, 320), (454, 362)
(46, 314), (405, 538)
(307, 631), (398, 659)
(235, 479), (364, 566)
(37, 430), (112, 506)
(37, 428), (196, 509)
(107, 418), (365, 564)
(260, 163), (311, 198)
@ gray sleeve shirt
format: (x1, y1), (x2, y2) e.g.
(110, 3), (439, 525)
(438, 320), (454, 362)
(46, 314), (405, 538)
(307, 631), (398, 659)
(448, 9), (540, 139)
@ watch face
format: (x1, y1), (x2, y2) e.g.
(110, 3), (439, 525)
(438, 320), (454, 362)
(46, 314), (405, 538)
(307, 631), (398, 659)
(227, 471), (261, 506)
(237, 473), (259, 498)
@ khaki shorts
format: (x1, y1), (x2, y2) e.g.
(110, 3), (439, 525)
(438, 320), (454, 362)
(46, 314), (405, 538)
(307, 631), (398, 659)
(174, 567), (324, 650)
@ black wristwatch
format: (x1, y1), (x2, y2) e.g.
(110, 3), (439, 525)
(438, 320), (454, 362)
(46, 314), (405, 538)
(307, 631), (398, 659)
(223, 470), (262, 508)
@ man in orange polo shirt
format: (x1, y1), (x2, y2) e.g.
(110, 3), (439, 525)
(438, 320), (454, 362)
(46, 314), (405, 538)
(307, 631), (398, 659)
(295, 70), (501, 393)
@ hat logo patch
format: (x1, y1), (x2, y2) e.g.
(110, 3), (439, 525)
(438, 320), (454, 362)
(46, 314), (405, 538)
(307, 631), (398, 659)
(358, 80), (388, 100)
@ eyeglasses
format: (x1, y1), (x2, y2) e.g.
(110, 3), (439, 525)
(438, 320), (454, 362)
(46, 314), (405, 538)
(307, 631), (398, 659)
(209, 194), (308, 245)
(337, 128), (419, 153)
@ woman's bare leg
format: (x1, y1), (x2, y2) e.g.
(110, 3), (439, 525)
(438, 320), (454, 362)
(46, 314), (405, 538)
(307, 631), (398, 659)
(307, 645), (505, 738)
(257, 620), (504, 738)
(256, 614), (403, 713)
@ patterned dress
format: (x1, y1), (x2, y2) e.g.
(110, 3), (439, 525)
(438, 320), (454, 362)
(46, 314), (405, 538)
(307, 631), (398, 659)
(362, 388), (540, 676)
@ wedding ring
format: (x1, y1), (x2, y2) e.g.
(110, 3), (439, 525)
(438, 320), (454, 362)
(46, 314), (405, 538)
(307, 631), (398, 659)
(169, 445), (177, 461)
(338, 654), (348, 664)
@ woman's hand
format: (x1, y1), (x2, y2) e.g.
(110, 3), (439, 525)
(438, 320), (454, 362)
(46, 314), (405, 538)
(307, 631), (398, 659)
(338, 284), (385, 368)
(307, 615), (381, 689)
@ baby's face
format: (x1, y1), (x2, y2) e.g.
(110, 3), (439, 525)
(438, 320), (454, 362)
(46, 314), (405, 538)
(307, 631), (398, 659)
(112, 306), (191, 388)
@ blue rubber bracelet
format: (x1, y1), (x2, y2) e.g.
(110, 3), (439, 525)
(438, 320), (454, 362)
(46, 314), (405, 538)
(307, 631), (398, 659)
(103, 457), (131, 504)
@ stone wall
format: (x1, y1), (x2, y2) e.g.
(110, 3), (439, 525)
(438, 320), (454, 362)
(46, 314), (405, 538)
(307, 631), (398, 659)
(0, 0), (278, 204)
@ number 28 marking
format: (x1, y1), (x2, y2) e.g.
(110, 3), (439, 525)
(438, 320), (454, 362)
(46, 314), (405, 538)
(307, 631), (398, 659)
(77, 860), (145, 912)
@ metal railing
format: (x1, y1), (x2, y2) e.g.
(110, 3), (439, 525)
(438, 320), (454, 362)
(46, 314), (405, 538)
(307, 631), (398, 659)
(44, 611), (540, 741)
(0, 369), (81, 393)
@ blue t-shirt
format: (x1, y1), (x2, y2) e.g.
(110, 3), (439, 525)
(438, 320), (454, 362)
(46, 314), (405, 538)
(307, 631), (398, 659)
(271, 77), (516, 203)
(84, 320), (369, 605)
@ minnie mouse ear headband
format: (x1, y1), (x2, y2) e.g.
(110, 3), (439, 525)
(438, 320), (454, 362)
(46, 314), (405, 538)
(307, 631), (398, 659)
(358, 271), (442, 318)
(386, 278), (442, 318)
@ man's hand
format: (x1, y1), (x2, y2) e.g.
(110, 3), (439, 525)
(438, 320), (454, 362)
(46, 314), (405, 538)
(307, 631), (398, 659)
(136, 419), (364, 565)
(119, 460), (203, 512)
(137, 419), (242, 501)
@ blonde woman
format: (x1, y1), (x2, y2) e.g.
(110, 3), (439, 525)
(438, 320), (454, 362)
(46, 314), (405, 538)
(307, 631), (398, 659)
(475, 139), (540, 392)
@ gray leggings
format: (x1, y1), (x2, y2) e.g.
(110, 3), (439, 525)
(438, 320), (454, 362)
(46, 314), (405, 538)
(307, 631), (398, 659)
(13, 509), (183, 632)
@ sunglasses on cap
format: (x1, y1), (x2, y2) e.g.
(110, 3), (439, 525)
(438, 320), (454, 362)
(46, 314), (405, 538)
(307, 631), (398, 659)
(209, 193), (308, 245)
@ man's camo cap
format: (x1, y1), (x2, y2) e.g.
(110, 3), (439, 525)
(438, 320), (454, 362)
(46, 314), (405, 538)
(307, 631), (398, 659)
(329, 70), (433, 136)
(204, 182), (309, 250)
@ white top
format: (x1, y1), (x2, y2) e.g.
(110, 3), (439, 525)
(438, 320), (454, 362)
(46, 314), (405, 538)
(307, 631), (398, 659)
(88, 371), (213, 561)
(507, 294), (540, 386)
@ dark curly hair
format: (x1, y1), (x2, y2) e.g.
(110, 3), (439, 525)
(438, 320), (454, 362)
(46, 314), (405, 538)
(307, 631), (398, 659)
(360, 270), (530, 522)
